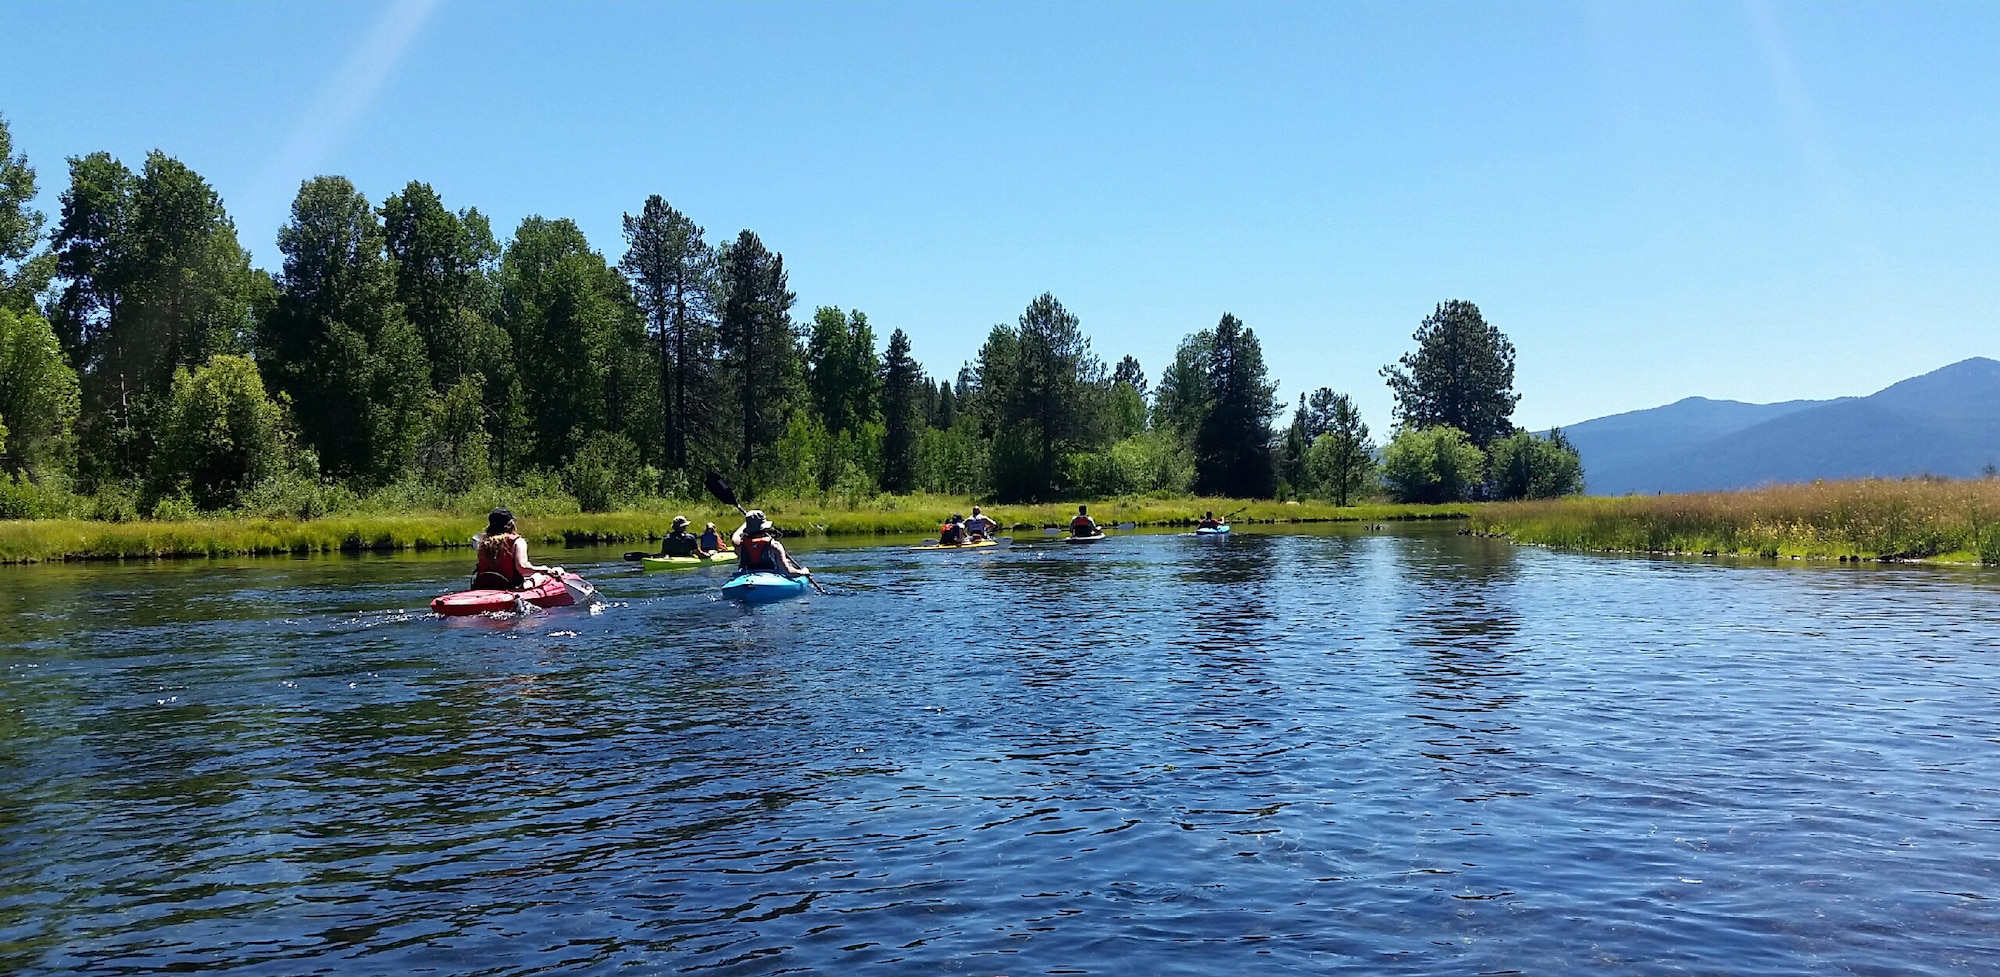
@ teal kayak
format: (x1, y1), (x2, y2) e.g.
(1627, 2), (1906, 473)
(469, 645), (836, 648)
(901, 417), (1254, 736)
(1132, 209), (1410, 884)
(721, 571), (811, 603)
(1194, 525), (1231, 536)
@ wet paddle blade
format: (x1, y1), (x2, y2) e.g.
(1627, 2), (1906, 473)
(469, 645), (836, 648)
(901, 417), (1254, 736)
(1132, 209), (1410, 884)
(704, 471), (741, 509)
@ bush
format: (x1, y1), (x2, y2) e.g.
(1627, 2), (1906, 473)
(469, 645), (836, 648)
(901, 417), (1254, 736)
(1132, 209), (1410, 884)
(564, 432), (641, 513)
(150, 355), (298, 511)
(1382, 426), (1485, 504)
(415, 375), (492, 494)
(1487, 429), (1584, 500)
(0, 472), (78, 519)
(149, 494), (199, 522)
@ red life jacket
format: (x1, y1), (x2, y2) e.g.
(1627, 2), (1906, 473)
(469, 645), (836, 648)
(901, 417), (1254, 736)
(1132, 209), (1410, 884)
(739, 536), (778, 571)
(1071, 515), (1095, 533)
(476, 533), (526, 587)
(940, 523), (963, 545)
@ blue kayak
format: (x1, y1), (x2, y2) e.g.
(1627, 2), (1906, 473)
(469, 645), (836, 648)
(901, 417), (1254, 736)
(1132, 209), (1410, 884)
(1194, 525), (1232, 536)
(721, 571), (812, 603)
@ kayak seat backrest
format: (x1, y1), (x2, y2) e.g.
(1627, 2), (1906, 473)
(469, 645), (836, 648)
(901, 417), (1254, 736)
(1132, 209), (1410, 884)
(470, 570), (515, 591)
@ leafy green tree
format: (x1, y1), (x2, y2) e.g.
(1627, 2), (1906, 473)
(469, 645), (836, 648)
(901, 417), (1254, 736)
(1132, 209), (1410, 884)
(879, 327), (923, 493)
(150, 354), (297, 510)
(620, 195), (717, 471)
(1305, 393), (1374, 506)
(1381, 425), (1485, 504)
(1151, 330), (1212, 436)
(716, 230), (798, 491)
(803, 307), (881, 491)
(380, 181), (500, 389)
(0, 116), (51, 312)
(0, 307), (80, 478)
(498, 216), (652, 470)
(1381, 300), (1520, 447)
(1193, 313), (1279, 498)
(262, 176), (429, 484)
(1487, 428), (1585, 500)
(415, 373), (491, 493)
(48, 151), (260, 483)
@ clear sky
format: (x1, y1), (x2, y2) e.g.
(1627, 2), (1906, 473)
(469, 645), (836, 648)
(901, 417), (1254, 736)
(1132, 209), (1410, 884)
(3, 1), (1996, 431)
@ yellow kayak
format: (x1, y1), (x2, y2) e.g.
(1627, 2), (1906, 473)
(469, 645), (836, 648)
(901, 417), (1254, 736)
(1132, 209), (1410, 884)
(640, 551), (735, 571)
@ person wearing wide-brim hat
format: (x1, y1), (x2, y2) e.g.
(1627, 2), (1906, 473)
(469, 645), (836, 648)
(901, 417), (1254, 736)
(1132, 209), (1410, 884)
(472, 507), (561, 590)
(659, 515), (705, 558)
(732, 509), (809, 577)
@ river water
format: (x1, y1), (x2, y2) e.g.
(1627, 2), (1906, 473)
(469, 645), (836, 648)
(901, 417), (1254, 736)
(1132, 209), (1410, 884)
(4, 525), (1999, 975)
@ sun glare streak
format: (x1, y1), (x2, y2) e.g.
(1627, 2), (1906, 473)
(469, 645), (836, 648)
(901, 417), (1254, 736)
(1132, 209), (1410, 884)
(243, 0), (443, 239)
(1744, 0), (1870, 254)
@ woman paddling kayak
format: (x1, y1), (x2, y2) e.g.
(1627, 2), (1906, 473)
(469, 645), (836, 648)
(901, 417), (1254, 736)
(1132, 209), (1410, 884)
(470, 507), (563, 590)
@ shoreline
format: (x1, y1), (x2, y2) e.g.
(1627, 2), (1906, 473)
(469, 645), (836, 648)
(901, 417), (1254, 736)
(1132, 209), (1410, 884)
(0, 499), (1473, 564)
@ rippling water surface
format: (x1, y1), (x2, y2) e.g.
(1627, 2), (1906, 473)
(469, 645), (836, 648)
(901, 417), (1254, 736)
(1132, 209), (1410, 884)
(5, 525), (2000, 974)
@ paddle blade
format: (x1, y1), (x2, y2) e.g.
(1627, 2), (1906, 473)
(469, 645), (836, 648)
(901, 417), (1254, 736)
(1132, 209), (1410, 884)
(623, 551), (648, 561)
(704, 471), (739, 508)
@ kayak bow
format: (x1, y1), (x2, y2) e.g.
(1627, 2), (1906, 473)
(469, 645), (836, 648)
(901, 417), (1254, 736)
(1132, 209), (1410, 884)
(721, 571), (812, 603)
(432, 572), (596, 616)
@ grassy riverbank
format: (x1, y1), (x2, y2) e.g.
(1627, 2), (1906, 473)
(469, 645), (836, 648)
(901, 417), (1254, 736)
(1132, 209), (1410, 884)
(0, 495), (1471, 564)
(1472, 479), (2000, 563)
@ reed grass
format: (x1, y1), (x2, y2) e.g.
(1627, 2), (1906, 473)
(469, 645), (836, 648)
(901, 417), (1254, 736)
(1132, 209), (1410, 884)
(0, 496), (1471, 564)
(1472, 478), (2000, 563)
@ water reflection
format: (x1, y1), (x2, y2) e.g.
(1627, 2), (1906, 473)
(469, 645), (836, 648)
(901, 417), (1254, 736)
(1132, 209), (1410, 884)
(8, 528), (2000, 975)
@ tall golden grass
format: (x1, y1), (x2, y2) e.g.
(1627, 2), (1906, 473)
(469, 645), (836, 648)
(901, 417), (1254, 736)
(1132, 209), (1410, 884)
(1472, 478), (2000, 563)
(0, 496), (1472, 564)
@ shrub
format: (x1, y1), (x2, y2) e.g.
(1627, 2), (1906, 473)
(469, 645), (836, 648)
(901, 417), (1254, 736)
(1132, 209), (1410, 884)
(1487, 429), (1584, 500)
(150, 355), (298, 511)
(564, 432), (640, 513)
(1382, 425), (1485, 504)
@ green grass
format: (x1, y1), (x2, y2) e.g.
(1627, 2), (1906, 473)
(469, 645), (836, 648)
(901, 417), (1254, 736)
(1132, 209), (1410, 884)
(0, 495), (1471, 564)
(1472, 478), (2000, 564)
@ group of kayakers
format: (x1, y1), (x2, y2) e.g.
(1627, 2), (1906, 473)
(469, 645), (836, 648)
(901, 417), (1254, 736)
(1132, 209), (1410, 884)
(937, 505), (1001, 546)
(469, 501), (1222, 592)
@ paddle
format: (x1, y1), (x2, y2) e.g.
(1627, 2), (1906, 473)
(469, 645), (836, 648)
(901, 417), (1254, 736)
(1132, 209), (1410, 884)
(1041, 521), (1136, 535)
(706, 471), (828, 595)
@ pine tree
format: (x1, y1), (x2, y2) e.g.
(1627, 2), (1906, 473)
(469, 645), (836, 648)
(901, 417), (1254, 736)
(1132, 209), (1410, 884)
(716, 230), (797, 490)
(880, 327), (921, 492)
(1381, 300), (1520, 447)
(1192, 314), (1279, 498)
(620, 195), (717, 471)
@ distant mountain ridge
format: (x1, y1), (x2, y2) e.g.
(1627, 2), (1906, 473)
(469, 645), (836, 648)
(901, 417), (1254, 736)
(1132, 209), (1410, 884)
(1559, 358), (2000, 495)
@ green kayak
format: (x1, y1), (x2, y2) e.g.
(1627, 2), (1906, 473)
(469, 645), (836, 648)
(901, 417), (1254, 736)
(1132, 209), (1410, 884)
(641, 551), (735, 571)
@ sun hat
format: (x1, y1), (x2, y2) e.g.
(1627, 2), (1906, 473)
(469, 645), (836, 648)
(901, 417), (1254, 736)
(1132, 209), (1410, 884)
(672, 516), (689, 529)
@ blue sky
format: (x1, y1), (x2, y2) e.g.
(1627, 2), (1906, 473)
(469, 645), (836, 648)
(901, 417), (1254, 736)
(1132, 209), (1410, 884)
(4, 1), (1997, 431)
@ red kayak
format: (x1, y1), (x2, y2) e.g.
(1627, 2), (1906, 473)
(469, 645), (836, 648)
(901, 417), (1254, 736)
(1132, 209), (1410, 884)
(431, 572), (596, 616)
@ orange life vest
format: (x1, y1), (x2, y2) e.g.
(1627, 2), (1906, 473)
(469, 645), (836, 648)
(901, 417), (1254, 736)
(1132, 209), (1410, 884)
(739, 536), (778, 571)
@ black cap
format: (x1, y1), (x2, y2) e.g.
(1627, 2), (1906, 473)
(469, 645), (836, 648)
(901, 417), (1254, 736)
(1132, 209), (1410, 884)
(487, 507), (514, 533)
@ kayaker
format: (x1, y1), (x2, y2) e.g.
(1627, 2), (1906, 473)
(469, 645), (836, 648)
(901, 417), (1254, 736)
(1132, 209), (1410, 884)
(734, 510), (809, 577)
(1070, 504), (1101, 538)
(964, 506), (999, 541)
(939, 513), (969, 546)
(471, 507), (561, 590)
(700, 521), (730, 554)
(1197, 510), (1223, 530)
(659, 516), (702, 557)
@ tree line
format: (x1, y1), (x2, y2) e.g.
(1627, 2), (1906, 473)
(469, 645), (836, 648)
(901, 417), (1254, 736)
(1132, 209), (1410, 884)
(0, 117), (1581, 519)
